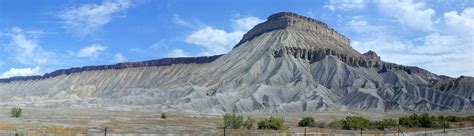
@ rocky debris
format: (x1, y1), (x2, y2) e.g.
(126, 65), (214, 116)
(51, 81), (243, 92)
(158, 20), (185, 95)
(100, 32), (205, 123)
(0, 55), (222, 83)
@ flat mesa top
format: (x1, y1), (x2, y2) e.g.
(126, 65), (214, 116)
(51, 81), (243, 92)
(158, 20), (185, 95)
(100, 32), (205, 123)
(236, 12), (350, 48)
(267, 12), (329, 27)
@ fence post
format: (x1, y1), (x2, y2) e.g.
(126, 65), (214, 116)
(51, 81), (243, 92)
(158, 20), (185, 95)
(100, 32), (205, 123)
(424, 127), (426, 136)
(304, 127), (307, 136)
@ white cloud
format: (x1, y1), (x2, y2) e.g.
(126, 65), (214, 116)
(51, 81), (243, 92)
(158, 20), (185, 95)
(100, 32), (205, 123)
(347, 16), (385, 33)
(75, 44), (107, 58)
(168, 49), (190, 57)
(377, 0), (435, 31)
(185, 27), (243, 54)
(0, 67), (42, 78)
(113, 53), (127, 62)
(4, 27), (54, 65)
(325, 0), (367, 11)
(232, 16), (264, 31)
(347, 14), (473, 77)
(351, 31), (472, 77)
(172, 14), (197, 29)
(443, 7), (474, 35)
(58, 0), (131, 36)
(185, 16), (264, 55)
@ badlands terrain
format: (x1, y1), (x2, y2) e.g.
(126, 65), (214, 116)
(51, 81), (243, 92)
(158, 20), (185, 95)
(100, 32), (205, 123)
(0, 12), (473, 135)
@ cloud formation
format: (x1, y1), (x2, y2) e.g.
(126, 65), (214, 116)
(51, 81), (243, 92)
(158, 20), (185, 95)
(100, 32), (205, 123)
(113, 53), (128, 63)
(0, 67), (42, 78)
(377, 0), (436, 31)
(325, 0), (367, 11)
(75, 44), (108, 58)
(168, 49), (190, 57)
(347, 5), (474, 77)
(58, 0), (131, 37)
(4, 27), (54, 66)
(185, 16), (264, 55)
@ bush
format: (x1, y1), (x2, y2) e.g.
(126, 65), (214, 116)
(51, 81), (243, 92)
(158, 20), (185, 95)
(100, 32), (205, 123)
(371, 119), (397, 130)
(244, 117), (255, 129)
(399, 114), (422, 128)
(298, 117), (315, 127)
(314, 122), (326, 128)
(161, 112), (167, 119)
(224, 113), (245, 129)
(11, 107), (22, 118)
(342, 116), (370, 130)
(224, 114), (254, 129)
(328, 119), (344, 129)
(399, 113), (454, 128)
(257, 116), (284, 130)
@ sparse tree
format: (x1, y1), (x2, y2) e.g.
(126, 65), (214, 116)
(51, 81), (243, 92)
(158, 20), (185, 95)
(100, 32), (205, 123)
(161, 112), (167, 119)
(11, 107), (22, 118)
(257, 116), (284, 130)
(298, 117), (315, 127)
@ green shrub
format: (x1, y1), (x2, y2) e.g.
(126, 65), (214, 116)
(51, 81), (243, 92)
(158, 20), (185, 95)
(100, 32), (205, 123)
(419, 113), (432, 128)
(161, 112), (167, 119)
(342, 116), (370, 130)
(446, 116), (459, 122)
(11, 107), (22, 118)
(328, 119), (344, 129)
(244, 117), (255, 129)
(398, 113), (455, 128)
(399, 114), (422, 128)
(257, 116), (284, 130)
(224, 113), (245, 129)
(371, 119), (397, 130)
(298, 117), (315, 127)
(314, 121), (326, 128)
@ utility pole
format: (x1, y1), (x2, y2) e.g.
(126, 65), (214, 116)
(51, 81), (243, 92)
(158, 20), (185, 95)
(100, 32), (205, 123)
(360, 128), (362, 136)
(105, 127), (107, 136)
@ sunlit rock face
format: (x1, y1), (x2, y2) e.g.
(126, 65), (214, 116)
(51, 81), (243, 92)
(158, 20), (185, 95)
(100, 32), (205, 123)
(0, 12), (472, 113)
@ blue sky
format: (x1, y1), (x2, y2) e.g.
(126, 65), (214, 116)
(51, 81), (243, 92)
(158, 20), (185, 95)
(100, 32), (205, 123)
(0, 0), (473, 78)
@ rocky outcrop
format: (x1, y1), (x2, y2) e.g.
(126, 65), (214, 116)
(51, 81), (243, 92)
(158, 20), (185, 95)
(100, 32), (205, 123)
(362, 50), (380, 61)
(405, 66), (441, 82)
(0, 55), (222, 83)
(362, 50), (442, 83)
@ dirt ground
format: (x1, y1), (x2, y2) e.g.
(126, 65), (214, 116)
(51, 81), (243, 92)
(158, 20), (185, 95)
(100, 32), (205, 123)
(0, 107), (473, 135)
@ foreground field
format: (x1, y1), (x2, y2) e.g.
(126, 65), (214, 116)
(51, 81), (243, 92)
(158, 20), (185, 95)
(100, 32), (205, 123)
(0, 107), (473, 135)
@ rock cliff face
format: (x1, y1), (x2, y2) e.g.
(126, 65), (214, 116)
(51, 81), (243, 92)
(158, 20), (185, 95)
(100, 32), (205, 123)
(0, 55), (222, 83)
(236, 12), (350, 49)
(0, 12), (472, 113)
